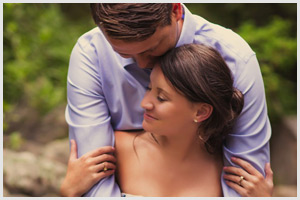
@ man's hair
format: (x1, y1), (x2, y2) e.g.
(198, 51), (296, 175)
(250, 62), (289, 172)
(159, 44), (244, 154)
(90, 3), (173, 42)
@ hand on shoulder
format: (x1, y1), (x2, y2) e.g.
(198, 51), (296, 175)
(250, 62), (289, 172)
(60, 140), (116, 197)
(223, 157), (273, 197)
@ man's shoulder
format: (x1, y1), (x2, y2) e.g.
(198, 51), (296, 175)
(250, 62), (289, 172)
(70, 26), (117, 65)
(192, 15), (255, 63)
(75, 27), (108, 51)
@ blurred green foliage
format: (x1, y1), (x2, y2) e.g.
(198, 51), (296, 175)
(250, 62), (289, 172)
(3, 4), (297, 132)
(238, 17), (297, 121)
(8, 131), (23, 150)
(4, 3), (94, 115)
(186, 3), (297, 32)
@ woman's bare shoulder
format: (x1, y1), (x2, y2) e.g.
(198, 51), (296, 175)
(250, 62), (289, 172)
(114, 130), (145, 152)
(115, 130), (144, 140)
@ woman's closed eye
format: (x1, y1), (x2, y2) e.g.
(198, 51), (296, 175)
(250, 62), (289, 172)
(145, 85), (168, 102)
(157, 96), (166, 102)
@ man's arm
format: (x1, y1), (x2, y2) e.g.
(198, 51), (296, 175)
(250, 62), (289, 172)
(221, 55), (272, 196)
(65, 39), (121, 197)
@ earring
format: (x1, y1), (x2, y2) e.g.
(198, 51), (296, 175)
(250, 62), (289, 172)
(194, 119), (198, 123)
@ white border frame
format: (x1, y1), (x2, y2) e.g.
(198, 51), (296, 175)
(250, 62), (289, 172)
(1, 1), (298, 200)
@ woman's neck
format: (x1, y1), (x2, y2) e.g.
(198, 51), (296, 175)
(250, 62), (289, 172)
(147, 130), (212, 163)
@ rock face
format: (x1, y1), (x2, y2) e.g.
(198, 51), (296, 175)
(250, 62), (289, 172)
(3, 139), (69, 197)
(3, 104), (70, 197)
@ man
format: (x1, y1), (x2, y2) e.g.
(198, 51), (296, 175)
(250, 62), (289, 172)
(65, 3), (271, 196)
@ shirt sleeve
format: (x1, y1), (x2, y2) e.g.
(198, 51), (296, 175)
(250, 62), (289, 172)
(221, 55), (272, 197)
(65, 40), (121, 197)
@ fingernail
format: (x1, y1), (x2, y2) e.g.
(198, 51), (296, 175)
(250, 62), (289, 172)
(223, 166), (227, 170)
(231, 157), (237, 160)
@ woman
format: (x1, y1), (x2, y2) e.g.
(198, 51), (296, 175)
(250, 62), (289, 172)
(60, 44), (273, 197)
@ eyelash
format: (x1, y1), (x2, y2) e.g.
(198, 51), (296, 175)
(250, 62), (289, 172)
(145, 86), (166, 102)
(157, 96), (166, 102)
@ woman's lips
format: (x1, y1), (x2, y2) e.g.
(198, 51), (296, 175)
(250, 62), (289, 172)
(144, 113), (158, 121)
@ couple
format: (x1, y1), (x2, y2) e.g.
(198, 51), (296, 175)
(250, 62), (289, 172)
(62, 3), (272, 197)
(61, 44), (273, 197)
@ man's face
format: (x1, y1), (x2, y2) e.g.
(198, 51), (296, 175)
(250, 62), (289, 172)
(103, 17), (181, 69)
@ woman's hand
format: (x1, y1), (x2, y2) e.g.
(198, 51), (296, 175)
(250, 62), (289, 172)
(223, 157), (273, 197)
(60, 139), (117, 197)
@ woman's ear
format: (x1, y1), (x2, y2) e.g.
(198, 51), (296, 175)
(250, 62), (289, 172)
(194, 103), (213, 123)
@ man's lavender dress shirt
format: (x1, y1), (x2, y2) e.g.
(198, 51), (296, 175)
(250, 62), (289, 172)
(65, 4), (271, 197)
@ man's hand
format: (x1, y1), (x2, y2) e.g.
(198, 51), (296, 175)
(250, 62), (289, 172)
(60, 140), (116, 197)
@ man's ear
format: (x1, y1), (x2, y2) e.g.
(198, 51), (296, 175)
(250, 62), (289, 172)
(194, 103), (213, 123)
(171, 3), (183, 21)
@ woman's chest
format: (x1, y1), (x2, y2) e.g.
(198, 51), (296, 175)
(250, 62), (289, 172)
(117, 155), (223, 197)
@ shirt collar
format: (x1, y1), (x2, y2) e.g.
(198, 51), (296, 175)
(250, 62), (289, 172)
(120, 57), (135, 68)
(176, 4), (198, 48)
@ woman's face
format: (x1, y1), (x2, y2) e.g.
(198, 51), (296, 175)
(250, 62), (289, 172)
(140, 65), (198, 136)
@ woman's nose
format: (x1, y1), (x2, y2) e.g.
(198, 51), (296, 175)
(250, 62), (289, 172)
(140, 94), (154, 110)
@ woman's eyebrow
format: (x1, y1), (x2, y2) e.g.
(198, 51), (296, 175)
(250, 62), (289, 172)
(157, 87), (171, 96)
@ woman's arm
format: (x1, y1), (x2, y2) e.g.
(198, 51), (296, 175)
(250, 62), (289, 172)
(223, 157), (273, 197)
(60, 140), (116, 197)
